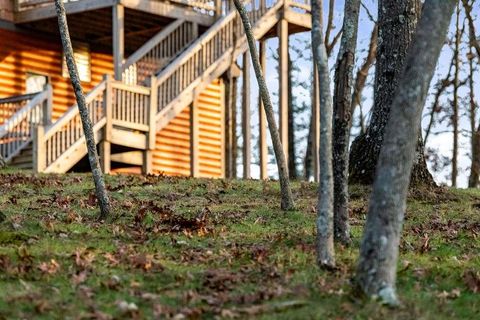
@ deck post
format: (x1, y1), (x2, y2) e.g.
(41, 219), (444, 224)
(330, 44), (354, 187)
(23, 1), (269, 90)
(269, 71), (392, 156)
(33, 125), (46, 174)
(258, 40), (268, 180)
(312, 64), (320, 182)
(143, 76), (157, 175)
(242, 52), (251, 179)
(231, 74), (238, 179)
(278, 19), (289, 161)
(113, 4), (125, 81)
(101, 75), (112, 173)
(223, 74), (232, 178)
(43, 84), (53, 126)
(190, 102), (200, 177)
(215, 0), (222, 18)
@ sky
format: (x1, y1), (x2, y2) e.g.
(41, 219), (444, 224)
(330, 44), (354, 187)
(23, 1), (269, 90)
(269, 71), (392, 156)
(234, 0), (480, 188)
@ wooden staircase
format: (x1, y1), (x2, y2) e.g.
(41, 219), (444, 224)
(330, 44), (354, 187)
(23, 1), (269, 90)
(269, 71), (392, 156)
(1, 0), (311, 174)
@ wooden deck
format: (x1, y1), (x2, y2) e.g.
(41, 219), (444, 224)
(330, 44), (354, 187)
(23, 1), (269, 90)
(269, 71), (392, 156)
(14, 0), (217, 25)
(1, 0), (313, 178)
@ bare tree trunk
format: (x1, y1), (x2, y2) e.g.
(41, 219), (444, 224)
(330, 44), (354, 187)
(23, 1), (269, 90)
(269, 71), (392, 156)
(233, 0), (294, 210)
(349, 0), (436, 188)
(462, 0), (480, 63)
(0, 155), (5, 169)
(54, 0), (111, 220)
(332, 0), (361, 246)
(350, 24), (377, 125)
(303, 3), (339, 178)
(356, 0), (455, 305)
(312, 0), (335, 269)
(288, 55), (297, 179)
(468, 43), (480, 187)
(452, 4), (462, 187)
(304, 113), (314, 180)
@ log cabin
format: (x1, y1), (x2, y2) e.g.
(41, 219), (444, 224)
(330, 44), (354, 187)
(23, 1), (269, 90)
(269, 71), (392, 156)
(0, 0), (313, 178)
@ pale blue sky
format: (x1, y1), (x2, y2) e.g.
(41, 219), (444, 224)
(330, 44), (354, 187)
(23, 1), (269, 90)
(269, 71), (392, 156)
(235, 0), (480, 188)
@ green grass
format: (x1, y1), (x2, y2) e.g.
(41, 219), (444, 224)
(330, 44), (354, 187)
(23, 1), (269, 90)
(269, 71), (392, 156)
(0, 171), (479, 319)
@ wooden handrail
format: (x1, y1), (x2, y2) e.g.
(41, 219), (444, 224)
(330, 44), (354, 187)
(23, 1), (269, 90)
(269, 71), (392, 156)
(0, 90), (49, 138)
(43, 80), (107, 141)
(0, 92), (40, 104)
(122, 19), (187, 73)
(0, 87), (51, 163)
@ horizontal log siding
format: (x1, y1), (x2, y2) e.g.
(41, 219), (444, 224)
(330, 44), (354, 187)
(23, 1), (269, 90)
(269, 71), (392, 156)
(197, 79), (223, 178)
(0, 28), (113, 123)
(152, 80), (224, 178)
(1, 28), (223, 178)
(153, 106), (192, 176)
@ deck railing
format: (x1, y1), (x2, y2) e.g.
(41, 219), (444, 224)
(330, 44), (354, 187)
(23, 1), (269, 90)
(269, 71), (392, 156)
(0, 86), (52, 162)
(154, 0), (277, 114)
(16, 0), (219, 14)
(37, 80), (107, 171)
(122, 20), (198, 86)
(34, 77), (152, 172)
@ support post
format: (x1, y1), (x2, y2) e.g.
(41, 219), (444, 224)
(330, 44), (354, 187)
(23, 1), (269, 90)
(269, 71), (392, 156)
(143, 76), (157, 175)
(313, 64), (320, 182)
(224, 74), (233, 178)
(43, 84), (53, 126)
(215, 0), (222, 18)
(278, 19), (289, 160)
(190, 103), (200, 177)
(113, 4), (125, 81)
(33, 125), (46, 174)
(259, 40), (268, 180)
(242, 52), (251, 179)
(102, 75), (112, 173)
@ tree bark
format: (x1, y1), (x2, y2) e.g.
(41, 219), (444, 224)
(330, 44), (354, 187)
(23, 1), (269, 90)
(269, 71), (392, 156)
(288, 55), (297, 179)
(233, 0), (294, 210)
(304, 113), (314, 180)
(468, 43), (480, 187)
(332, 0), (361, 245)
(350, 24), (377, 126)
(356, 0), (456, 305)
(312, 0), (335, 269)
(348, 0), (436, 188)
(54, 0), (111, 220)
(452, 4), (462, 187)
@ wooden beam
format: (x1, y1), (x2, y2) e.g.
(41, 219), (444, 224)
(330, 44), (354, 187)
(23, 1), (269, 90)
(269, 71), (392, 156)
(242, 52), (251, 179)
(14, 0), (116, 23)
(110, 128), (147, 149)
(113, 4), (125, 81)
(258, 40), (268, 180)
(190, 103), (200, 177)
(278, 19), (289, 160)
(120, 0), (215, 26)
(313, 64), (320, 182)
(111, 151), (143, 165)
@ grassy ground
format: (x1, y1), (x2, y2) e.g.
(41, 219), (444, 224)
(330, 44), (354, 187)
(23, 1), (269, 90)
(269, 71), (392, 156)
(0, 170), (478, 319)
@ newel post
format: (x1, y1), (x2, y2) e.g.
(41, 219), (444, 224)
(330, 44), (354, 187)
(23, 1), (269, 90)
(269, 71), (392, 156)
(101, 74), (112, 173)
(33, 125), (46, 174)
(43, 84), (53, 126)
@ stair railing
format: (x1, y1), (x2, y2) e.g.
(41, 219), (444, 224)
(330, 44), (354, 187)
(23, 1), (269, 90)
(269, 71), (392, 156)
(153, 0), (279, 124)
(34, 80), (107, 172)
(122, 20), (198, 86)
(0, 85), (52, 163)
